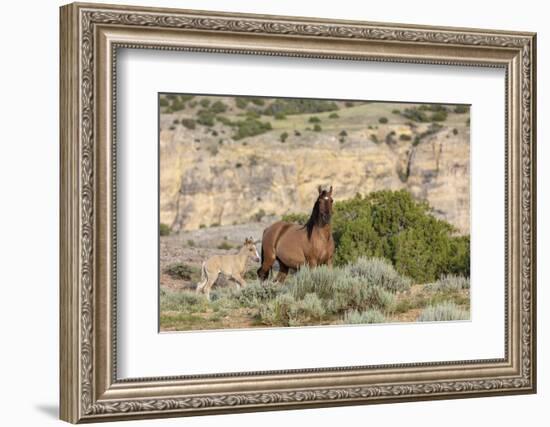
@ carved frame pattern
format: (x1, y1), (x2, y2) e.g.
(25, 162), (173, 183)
(60, 2), (536, 423)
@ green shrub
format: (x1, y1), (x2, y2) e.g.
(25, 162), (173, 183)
(453, 128), (458, 135)
(378, 117), (388, 124)
(453, 105), (468, 114)
(233, 118), (272, 140)
(431, 110), (448, 122)
(346, 257), (411, 292)
(309, 116), (321, 123)
(343, 309), (386, 324)
(417, 302), (469, 322)
(160, 289), (208, 312)
(235, 97), (248, 109)
(399, 133), (412, 141)
(159, 98), (169, 107)
(281, 212), (308, 225)
(259, 293), (326, 326)
(197, 109), (216, 126)
(280, 131), (289, 143)
(429, 274), (470, 292)
(159, 223), (171, 236)
(210, 100), (227, 113)
(263, 99), (338, 116)
(250, 209), (266, 222)
(199, 99), (211, 108)
(165, 263), (201, 282)
(187, 239), (195, 247)
(181, 118), (196, 129)
(236, 282), (285, 308)
(392, 109), (400, 115)
(339, 130), (348, 137)
(329, 112), (339, 119)
(333, 191), (467, 282)
(287, 266), (396, 313)
(274, 112), (287, 120)
(313, 124), (322, 132)
(250, 97), (265, 106)
(217, 241), (233, 250)
(369, 134), (379, 143)
(402, 108), (430, 122)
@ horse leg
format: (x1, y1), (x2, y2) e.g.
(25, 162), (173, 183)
(274, 262), (289, 284)
(257, 245), (276, 281)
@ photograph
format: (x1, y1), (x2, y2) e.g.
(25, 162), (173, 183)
(158, 94), (471, 332)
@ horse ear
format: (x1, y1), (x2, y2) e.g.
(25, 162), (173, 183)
(318, 185), (323, 194)
(329, 185), (333, 195)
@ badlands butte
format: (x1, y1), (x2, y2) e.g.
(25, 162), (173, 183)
(159, 95), (470, 235)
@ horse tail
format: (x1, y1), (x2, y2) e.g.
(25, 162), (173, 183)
(195, 261), (208, 293)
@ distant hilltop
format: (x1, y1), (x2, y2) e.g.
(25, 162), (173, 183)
(159, 96), (470, 235)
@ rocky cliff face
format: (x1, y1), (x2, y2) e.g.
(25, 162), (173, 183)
(160, 101), (470, 234)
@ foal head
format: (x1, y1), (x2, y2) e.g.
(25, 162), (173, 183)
(242, 237), (260, 262)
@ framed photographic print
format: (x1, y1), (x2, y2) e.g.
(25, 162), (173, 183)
(59, 2), (537, 423)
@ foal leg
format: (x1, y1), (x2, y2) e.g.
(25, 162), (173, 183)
(232, 274), (247, 289)
(203, 273), (218, 301)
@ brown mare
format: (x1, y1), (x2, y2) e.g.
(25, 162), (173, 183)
(257, 186), (335, 283)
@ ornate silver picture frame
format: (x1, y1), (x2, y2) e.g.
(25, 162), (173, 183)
(60, 2), (536, 423)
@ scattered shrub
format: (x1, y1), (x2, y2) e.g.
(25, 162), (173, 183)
(235, 97), (248, 109)
(453, 105), (469, 114)
(339, 130), (348, 137)
(294, 130), (301, 136)
(430, 110), (448, 122)
(429, 274), (470, 292)
(392, 109), (401, 115)
(343, 309), (386, 324)
(165, 263), (201, 282)
(417, 302), (469, 322)
(250, 209), (266, 222)
(369, 134), (379, 143)
(280, 131), (289, 142)
(287, 266), (396, 314)
(199, 98), (211, 108)
(399, 133), (412, 141)
(173, 119), (180, 124)
(453, 128), (458, 135)
(159, 98), (169, 107)
(210, 100), (227, 113)
(378, 117), (388, 124)
(160, 289), (208, 312)
(187, 239), (195, 247)
(309, 116), (321, 123)
(329, 112), (339, 119)
(217, 242), (233, 250)
(233, 118), (272, 140)
(274, 112), (287, 120)
(346, 257), (411, 292)
(281, 212), (308, 225)
(197, 109), (216, 126)
(263, 99), (338, 116)
(236, 282), (284, 308)
(313, 124), (322, 132)
(259, 293), (326, 326)
(181, 118), (196, 129)
(159, 223), (171, 236)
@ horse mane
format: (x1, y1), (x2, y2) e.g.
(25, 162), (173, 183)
(304, 200), (320, 240)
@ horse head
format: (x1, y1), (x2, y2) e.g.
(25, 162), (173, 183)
(316, 185), (334, 225)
